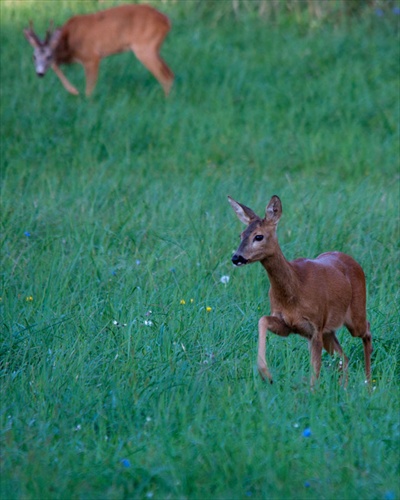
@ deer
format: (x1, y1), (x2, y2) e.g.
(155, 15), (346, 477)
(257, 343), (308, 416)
(228, 195), (372, 387)
(23, 4), (174, 97)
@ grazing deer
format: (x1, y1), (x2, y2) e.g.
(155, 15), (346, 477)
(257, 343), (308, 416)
(23, 4), (174, 97)
(228, 195), (372, 386)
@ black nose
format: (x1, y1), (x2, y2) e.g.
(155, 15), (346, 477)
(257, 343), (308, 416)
(232, 254), (248, 266)
(37, 72), (44, 78)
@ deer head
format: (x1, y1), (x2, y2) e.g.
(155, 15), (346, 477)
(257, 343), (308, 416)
(228, 195), (282, 266)
(23, 21), (62, 77)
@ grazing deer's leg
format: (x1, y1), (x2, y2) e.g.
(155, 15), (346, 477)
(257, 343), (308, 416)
(83, 59), (100, 96)
(131, 45), (174, 96)
(258, 315), (291, 382)
(51, 63), (79, 95)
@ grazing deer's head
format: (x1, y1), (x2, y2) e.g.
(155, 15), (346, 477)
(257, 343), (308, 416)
(228, 195), (282, 266)
(23, 21), (62, 77)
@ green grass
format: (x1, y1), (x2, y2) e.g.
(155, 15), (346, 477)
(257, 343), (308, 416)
(1, 1), (399, 499)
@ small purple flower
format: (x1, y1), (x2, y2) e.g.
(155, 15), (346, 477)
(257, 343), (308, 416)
(302, 428), (312, 438)
(111, 270), (117, 276)
(24, 231), (31, 237)
(304, 481), (311, 488)
(375, 8), (384, 17)
(121, 458), (131, 468)
(393, 7), (400, 15)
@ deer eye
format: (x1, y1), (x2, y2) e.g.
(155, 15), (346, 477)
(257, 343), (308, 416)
(254, 235), (264, 242)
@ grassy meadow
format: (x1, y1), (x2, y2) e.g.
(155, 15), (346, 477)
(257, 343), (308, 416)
(1, 0), (399, 498)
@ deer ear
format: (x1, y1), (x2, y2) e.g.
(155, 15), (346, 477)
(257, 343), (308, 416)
(23, 29), (40, 48)
(265, 195), (282, 224)
(228, 196), (259, 225)
(49, 28), (62, 49)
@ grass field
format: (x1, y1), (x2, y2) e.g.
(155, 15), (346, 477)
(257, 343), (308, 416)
(1, 1), (399, 499)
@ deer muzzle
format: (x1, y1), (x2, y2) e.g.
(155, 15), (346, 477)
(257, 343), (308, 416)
(232, 254), (248, 266)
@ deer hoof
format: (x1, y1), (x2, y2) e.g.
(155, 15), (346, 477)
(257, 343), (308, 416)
(258, 365), (273, 384)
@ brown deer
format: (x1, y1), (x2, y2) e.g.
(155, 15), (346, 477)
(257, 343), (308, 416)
(228, 195), (372, 386)
(23, 4), (174, 97)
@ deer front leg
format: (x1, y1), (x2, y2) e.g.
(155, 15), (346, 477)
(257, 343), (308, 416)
(309, 331), (323, 387)
(83, 59), (100, 97)
(258, 315), (291, 383)
(51, 63), (79, 95)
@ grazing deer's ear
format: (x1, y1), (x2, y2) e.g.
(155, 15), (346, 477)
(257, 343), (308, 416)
(49, 28), (62, 49)
(24, 28), (40, 48)
(228, 196), (259, 225)
(265, 195), (282, 224)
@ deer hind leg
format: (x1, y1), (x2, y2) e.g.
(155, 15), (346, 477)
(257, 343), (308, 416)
(131, 44), (174, 96)
(348, 315), (373, 379)
(258, 315), (291, 383)
(348, 267), (372, 382)
(363, 322), (373, 382)
(345, 282), (373, 382)
(323, 332), (349, 386)
(345, 321), (372, 383)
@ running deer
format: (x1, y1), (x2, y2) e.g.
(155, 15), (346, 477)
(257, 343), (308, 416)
(228, 195), (372, 386)
(23, 4), (174, 97)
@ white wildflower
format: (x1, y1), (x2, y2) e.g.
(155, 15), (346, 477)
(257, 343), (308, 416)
(112, 320), (127, 327)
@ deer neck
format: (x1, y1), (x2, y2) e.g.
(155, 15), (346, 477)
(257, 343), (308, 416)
(54, 35), (72, 63)
(260, 244), (299, 302)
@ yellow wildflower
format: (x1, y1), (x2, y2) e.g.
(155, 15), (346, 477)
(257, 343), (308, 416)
(180, 299), (186, 305)
(206, 306), (212, 312)
(26, 296), (33, 302)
